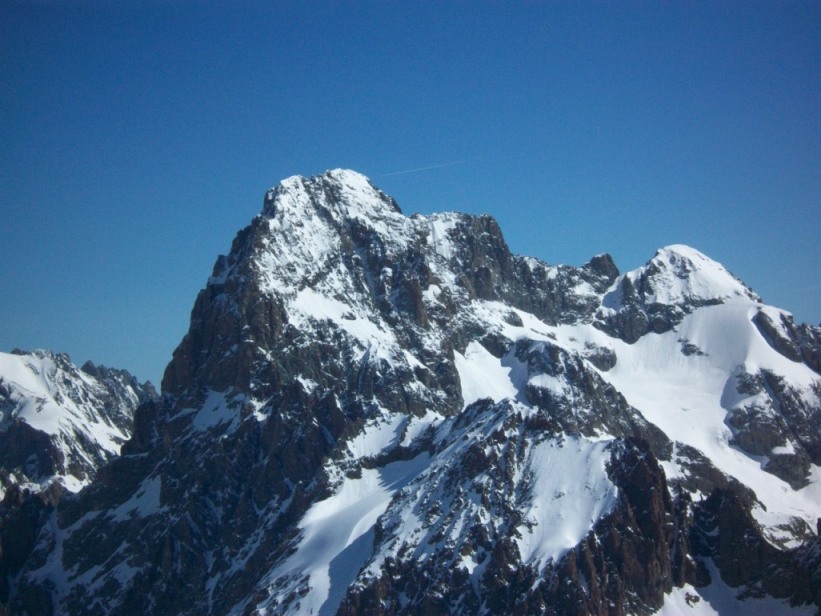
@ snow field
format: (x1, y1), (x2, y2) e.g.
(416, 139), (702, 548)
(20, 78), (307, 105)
(453, 340), (520, 408)
(514, 438), (618, 568)
(600, 302), (821, 539)
(196, 177), (820, 614)
(259, 453), (431, 616)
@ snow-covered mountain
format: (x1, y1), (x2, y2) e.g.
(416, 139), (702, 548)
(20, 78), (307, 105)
(0, 349), (157, 499)
(4, 170), (820, 615)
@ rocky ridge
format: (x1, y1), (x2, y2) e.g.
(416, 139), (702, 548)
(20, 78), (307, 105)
(3, 170), (820, 615)
(0, 349), (156, 609)
(0, 349), (156, 498)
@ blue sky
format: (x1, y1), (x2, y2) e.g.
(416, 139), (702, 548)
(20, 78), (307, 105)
(2, 1), (819, 386)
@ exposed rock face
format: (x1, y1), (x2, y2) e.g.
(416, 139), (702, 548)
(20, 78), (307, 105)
(0, 483), (55, 607)
(339, 438), (681, 616)
(3, 170), (820, 615)
(753, 309), (821, 375)
(725, 367), (821, 489)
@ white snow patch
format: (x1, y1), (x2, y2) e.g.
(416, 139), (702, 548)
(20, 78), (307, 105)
(422, 284), (443, 305)
(296, 376), (318, 393)
(346, 413), (405, 459)
(190, 390), (237, 431)
(427, 216), (459, 260)
(528, 373), (572, 397)
(654, 561), (815, 615)
(289, 287), (398, 361)
(515, 438), (618, 568)
(400, 411), (443, 447)
(0, 350), (135, 493)
(0, 352), (127, 450)
(109, 475), (162, 521)
(594, 301), (821, 539)
(59, 475), (86, 493)
(454, 341), (519, 408)
(263, 454), (431, 615)
(771, 441), (796, 455)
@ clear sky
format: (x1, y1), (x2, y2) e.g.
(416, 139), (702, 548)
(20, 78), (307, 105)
(2, 1), (819, 386)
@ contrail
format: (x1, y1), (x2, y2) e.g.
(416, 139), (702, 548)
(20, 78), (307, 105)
(380, 159), (469, 177)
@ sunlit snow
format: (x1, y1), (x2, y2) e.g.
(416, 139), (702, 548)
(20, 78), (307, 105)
(599, 302), (821, 538)
(515, 438), (618, 567)
(653, 560), (816, 615)
(453, 340), (520, 408)
(0, 350), (133, 493)
(261, 454), (431, 616)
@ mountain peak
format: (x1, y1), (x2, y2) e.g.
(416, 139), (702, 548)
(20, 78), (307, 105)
(324, 167), (373, 185)
(262, 169), (402, 220)
(596, 243), (762, 343)
(8, 172), (821, 615)
(630, 243), (759, 306)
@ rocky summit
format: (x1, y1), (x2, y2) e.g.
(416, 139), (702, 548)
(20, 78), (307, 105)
(2, 170), (820, 615)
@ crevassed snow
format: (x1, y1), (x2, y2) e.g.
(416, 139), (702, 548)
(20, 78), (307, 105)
(515, 438), (618, 568)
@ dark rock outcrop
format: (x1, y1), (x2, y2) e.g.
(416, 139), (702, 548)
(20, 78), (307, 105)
(754, 310), (821, 375)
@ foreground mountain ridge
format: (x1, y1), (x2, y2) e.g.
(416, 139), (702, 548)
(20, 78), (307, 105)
(0, 349), (157, 608)
(4, 169), (820, 615)
(0, 348), (157, 498)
